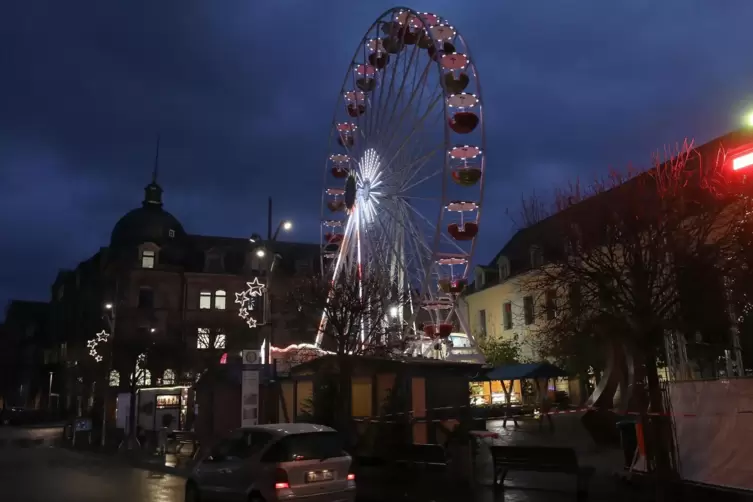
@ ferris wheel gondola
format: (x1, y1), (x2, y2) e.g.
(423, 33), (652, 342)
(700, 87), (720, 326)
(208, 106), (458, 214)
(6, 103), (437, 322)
(316, 7), (486, 361)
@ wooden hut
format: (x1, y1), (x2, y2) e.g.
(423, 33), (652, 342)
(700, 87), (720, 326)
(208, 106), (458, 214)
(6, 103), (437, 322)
(278, 355), (483, 453)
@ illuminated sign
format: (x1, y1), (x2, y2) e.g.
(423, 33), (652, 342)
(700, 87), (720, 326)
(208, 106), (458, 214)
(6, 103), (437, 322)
(156, 395), (180, 408)
(733, 151), (753, 171)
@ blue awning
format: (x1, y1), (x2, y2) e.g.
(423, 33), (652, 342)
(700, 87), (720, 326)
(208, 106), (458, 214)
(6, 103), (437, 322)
(474, 362), (568, 381)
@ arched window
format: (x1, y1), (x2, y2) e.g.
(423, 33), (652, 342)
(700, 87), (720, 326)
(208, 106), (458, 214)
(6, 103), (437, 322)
(108, 370), (120, 387)
(199, 290), (212, 310)
(214, 290), (227, 310)
(163, 369), (175, 385)
(131, 369), (152, 387)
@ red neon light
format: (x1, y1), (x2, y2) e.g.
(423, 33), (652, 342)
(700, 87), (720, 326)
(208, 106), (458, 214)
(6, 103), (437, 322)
(733, 151), (753, 171)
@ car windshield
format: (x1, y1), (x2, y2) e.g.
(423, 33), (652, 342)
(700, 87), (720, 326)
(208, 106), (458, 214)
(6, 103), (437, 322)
(262, 431), (345, 462)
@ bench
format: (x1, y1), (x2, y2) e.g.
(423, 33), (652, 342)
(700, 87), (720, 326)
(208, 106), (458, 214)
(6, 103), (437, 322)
(168, 431), (198, 455)
(490, 445), (594, 499)
(394, 443), (447, 471)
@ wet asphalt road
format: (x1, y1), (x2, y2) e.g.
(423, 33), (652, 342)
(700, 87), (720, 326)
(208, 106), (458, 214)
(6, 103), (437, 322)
(0, 425), (625, 502)
(0, 426), (185, 502)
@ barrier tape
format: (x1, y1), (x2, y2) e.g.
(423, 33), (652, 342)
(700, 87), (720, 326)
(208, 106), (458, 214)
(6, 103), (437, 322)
(350, 403), (753, 423)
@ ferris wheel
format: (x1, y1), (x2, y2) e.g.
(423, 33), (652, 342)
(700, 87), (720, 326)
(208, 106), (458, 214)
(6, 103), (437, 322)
(316, 7), (486, 360)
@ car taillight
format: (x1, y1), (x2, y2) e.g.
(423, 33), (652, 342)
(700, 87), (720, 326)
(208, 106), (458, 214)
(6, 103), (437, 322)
(274, 468), (290, 490)
(346, 473), (356, 481)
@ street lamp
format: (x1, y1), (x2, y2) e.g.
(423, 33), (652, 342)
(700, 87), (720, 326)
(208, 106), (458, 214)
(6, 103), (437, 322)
(745, 110), (753, 128)
(389, 306), (399, 318)
(249, 218), (293, 379)
(100, 300), (117, 447)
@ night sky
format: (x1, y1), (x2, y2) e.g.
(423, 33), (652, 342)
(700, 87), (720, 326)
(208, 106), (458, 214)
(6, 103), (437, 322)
(2, 0), (752, 317)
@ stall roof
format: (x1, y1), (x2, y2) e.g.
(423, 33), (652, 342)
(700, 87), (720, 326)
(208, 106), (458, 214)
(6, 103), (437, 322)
(475, 362), (568, 381)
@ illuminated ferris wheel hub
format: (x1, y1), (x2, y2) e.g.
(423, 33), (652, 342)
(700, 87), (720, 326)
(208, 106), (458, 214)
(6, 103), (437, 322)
(317, 7), (487, 363)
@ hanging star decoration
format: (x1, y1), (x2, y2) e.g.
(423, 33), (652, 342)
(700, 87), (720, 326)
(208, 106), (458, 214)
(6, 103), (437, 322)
(87, 330), (110, 363)
(237, 277), (266, 329)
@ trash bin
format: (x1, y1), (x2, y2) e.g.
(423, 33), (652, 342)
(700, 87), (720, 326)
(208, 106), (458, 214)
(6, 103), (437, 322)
(616, 417), (638, 468)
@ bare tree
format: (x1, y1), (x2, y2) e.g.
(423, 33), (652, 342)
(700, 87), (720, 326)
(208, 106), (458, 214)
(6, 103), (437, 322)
(287, 269), (407, 435)
(519, 140), (748, 479)
(289, 270), (407, 356)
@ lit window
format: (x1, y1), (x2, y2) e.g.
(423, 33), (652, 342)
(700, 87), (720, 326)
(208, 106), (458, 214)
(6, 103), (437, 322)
(109, 370), (120, 387)
(199, 291), (212, 310)
(168, 229), (175, 238)
(197, 328), (210, 349)
(197, 328), (225, 349)
(163, 369), (175, 385)
(214, 290), (226, 310)
(214, 333), (226, 349)
(141, 250), (156, 269)
(131, 369), (151, 387)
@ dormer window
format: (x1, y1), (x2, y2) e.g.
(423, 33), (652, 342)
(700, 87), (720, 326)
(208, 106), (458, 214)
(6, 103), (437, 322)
(168, 229), (175, 238)
(530, 246), (543, 268)
(474, 267), (486, 289)
(141, 249), (156, 269)
(205, 250), (225, 273)
(497, 256), (511, 280)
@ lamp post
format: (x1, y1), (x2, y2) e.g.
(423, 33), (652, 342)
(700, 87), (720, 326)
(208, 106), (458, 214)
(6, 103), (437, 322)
(100, 301), (116, 447)
(249, 198), (293, 377)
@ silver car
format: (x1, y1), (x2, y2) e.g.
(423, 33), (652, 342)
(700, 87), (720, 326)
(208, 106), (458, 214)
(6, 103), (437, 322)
(185, 423), (356, 502)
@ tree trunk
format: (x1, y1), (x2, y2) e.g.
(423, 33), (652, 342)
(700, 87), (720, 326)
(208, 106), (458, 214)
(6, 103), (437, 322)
(336, 355), (353, 449)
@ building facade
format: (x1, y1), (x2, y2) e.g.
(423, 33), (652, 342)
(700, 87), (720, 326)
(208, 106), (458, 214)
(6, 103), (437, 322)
(41, 173), (319, 421)
(465, 128), (753, 390)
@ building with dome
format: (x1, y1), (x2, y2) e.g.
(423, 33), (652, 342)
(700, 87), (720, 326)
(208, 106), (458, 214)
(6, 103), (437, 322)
(40, 165), (320, 428)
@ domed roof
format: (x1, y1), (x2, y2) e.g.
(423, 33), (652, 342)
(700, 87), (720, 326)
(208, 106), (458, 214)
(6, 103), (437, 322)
(110, 205), (185, 248)
(109, 181), (186, 248)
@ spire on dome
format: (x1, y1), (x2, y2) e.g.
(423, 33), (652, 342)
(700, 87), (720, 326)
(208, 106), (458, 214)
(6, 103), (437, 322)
(143, 134), (163, 207)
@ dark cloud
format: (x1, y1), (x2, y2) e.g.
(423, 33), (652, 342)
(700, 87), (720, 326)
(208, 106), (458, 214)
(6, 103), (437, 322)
(2, 0), (753, 315)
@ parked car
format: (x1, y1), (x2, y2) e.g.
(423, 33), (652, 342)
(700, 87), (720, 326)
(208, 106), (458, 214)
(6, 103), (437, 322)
(185, 423), (356, 502)
(0, 407), (27, 426)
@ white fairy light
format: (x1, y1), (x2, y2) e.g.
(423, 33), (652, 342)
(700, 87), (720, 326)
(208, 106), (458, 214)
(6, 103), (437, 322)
(237, 278), (267, 329)
(88, 330), (111, 363)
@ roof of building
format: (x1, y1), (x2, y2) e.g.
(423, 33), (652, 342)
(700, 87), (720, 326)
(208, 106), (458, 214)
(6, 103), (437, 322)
(470, 128), (753, 293)
(474, 362), (568, 381)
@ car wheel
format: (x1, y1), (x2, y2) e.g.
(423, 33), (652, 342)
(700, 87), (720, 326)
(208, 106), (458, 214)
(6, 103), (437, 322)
(184, 481), (201, 502)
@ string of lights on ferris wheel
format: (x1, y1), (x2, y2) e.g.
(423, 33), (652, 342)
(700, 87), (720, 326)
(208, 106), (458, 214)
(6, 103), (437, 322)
(316, 7), (486, 358)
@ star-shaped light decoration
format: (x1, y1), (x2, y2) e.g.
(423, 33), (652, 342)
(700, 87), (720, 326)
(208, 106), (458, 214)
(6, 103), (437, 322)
(89, 348), (98, 357)
(95, 355), (103, 362)
(87, 339), (98, 349)
(237, 278), (266, 329)
(235, 291), (249, 306)
(96, 330), (109, 342)
(246, 277), (266, 297)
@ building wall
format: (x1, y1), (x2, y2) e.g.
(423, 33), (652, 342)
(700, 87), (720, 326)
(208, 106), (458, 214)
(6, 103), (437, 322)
(464, 272), (543, 361)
